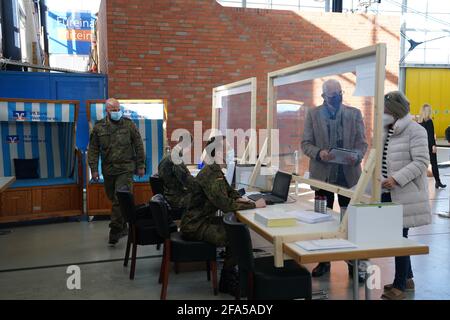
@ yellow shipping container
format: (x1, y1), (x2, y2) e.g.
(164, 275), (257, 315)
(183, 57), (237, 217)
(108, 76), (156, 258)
(406, 68), (450, 138)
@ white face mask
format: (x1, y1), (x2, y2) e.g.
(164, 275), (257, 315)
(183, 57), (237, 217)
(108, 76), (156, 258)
(383, 113), (395, 126)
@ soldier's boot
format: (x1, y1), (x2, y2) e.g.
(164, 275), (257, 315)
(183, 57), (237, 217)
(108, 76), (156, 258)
(219, 267), (240, 296)
(109, 228), (123, 246)
(219, 268), (231, 294)
(120, 226), (128, 238)
(121, 223), (128, 238)
(109, 226), (128, 246)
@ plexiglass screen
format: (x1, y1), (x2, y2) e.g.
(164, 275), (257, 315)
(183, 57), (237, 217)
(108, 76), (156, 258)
(216, 85), (252, 132)
(272, 55), (376, 191)
(214, 84), (253, 159)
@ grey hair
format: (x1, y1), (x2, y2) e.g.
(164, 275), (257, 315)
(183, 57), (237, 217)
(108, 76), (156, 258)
(322, 79), (342, 95)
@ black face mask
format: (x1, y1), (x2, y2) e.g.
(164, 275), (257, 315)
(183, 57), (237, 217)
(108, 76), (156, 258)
(326, 94), (342, 110)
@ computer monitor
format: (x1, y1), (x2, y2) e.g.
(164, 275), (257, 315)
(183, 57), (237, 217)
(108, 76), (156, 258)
(225, 160), (236, 186)
(271, 171), (292, 201)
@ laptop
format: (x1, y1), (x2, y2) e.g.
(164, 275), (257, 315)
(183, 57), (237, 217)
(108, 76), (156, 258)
(247, 171), (292, 205)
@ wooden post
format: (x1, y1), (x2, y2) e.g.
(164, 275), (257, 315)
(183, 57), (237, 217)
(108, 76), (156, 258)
(267, 73), (275, 161)
(291, 175), (372, 204)
(339, 149), (376, 235)
(248, 137), (268, 190)
(350, 149), (376, 205)
(274, 236), (284, 267)
(372, 44), (387, 203)
(239, 137), (250, 165)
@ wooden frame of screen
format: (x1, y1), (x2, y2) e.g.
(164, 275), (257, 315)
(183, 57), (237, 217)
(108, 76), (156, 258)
(211, 77), (257, 164)
(249, 44), (387, 205)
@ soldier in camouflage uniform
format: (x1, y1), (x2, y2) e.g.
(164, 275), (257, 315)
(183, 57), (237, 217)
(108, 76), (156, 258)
(180, 163), (256, 248)
(157, 146), (196, 213)
(180, 136), (265, 294)
(88, 98), (146, 245)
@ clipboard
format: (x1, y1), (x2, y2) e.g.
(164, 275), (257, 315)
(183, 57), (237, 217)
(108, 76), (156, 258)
(328, 148), (358, 165)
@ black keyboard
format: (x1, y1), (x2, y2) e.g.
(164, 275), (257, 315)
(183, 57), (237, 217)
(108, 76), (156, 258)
(247, 193), (284, 205)
(247, 194), (263, 202)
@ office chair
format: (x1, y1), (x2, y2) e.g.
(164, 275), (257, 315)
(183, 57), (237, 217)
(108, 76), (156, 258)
(151, 194), (218, 300)
(116, 189), (176, 280)
(223, 213), (312, 300)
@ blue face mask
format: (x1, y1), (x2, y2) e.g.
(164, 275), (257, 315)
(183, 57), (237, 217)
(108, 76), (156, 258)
(326, 94), (342, 110)
(110, 110), (123, 121)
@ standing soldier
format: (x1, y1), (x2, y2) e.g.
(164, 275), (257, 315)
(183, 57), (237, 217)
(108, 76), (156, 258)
(88, 98), (146, 245)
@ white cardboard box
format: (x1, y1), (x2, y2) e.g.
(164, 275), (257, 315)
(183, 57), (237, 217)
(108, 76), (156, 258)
(347, 203), (403, 245)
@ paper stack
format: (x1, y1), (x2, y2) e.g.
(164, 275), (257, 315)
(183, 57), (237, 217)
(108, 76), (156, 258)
(295, 239), (357, 251)
(287, 210), (334, 224)
(254, 211), (297, 227)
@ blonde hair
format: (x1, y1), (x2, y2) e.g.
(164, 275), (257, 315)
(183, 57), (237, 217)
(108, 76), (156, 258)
(419, 104), (432, 123)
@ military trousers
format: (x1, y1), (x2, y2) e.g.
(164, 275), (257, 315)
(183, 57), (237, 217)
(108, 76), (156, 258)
(103, 172), (134, 232)
(187, 220), (236, 269)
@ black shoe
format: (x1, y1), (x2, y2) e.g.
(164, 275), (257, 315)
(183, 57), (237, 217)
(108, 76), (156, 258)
(120, 227), (128, 238)
(109, 228), (127, 246)
(219, 268), (230, 293)
(312, 262), (330, 277)
(109, 230), (120, 246)
(219, 268), (242, 297)
(436, 182), (447, 189)
(348, 263), (365, 283)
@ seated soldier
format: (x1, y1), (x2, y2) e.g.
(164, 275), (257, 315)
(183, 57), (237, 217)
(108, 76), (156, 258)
(157, 141), (196, 216)
(180, 135), (266, 295)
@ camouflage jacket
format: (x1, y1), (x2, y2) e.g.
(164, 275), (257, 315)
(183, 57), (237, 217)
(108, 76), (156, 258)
(157, 154), (196, 210)
(180, 163), (255, 237)
(88, 116), (145, 176)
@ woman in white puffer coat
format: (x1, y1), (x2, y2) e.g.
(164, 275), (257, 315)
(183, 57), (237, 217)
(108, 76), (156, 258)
(380, 91), (431, 300)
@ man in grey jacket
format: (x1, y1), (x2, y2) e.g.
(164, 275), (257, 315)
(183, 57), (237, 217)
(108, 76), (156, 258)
(301, 79), (368, 278)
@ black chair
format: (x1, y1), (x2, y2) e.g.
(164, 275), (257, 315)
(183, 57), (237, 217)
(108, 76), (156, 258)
(151, 194), (218, 300)
(149, 174), (185, 221)
(223, 213), (312, 300)
(116, 189), (176, 280)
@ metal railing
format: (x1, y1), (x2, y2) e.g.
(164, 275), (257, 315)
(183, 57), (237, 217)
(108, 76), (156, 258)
(216, 0), (328, 11)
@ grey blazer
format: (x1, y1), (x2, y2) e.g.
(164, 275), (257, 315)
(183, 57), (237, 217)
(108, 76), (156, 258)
(301, 104), (368, 188)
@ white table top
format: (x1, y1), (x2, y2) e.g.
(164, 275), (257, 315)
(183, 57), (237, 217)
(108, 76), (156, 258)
(284, 237), (429, 264)
(237, 194), (429, 267)
(237, 196), (342, 242)
(0, 176), (15, 193)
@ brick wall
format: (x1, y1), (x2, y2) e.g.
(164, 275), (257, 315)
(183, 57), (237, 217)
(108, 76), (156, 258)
(99, 0), (400, 152)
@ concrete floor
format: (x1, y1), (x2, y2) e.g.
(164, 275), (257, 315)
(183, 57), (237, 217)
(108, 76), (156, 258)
(1, 167), (450, 300)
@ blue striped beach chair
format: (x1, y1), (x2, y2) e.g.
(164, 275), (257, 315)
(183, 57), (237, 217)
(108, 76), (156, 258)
(0, 99), (82, 222)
